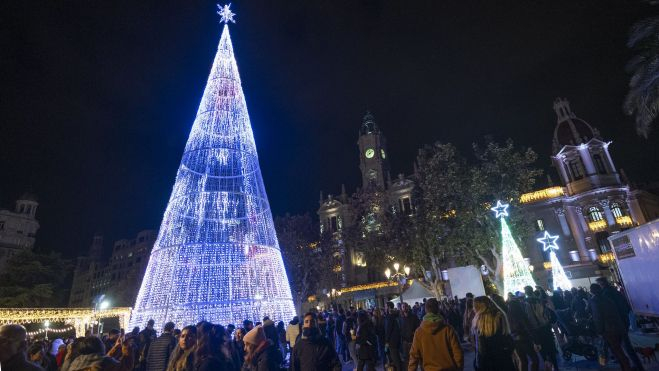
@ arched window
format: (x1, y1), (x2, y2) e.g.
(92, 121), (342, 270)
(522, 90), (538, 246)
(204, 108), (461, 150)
(568, 160), (583, 180)
(611, 202), (624, 218)
(593, 154), (607, 174)
(588, 207), (603, 222)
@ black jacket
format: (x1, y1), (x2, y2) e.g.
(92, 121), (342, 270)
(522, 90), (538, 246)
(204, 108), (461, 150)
(290, 333), (341, 371)
(601, 285), (631, 328)
(399, 313), (421, 343)
(589, 293), (626, 335)
(384, 312), (401, 348)
(1, 353), (45, 371)
(146, 332), (177, 371)
(355, 322), (377, 360)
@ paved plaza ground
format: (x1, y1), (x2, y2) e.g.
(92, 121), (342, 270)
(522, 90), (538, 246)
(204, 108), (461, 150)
(339, 334), (659, 371)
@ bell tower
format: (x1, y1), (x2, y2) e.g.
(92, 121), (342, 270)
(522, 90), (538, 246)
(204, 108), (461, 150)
(358, 112), (389, 189)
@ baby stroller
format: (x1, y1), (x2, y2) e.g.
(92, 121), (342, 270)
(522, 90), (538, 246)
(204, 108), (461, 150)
(555, 308), (598, 362)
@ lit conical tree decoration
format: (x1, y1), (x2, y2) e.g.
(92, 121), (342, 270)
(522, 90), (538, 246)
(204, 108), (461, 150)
(491, 201), (537, 295)
(130, 4), (296, 328)
(537, 231), (572, 291)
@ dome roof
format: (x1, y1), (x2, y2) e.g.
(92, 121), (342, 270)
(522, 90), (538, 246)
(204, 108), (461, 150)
(19, 192), (38, 202)
(554, 117), (596, 146)
(551, 98), (600, 152)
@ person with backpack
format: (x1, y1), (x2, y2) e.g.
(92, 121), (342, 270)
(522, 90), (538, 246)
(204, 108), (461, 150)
(408, 298), (464, 371)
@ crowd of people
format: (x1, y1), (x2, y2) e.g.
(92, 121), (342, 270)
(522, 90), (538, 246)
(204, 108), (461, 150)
(0, 277), (645, 371)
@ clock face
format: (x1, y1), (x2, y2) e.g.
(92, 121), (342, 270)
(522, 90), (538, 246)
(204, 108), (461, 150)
(380, 149), (386, 159)
(365, 148), (375, 159)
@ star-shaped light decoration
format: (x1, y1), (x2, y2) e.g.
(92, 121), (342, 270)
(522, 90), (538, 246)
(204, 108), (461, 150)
(537, 231), (560, 252)
(490, 200), (509, 218)
(217, 3), (236, 24)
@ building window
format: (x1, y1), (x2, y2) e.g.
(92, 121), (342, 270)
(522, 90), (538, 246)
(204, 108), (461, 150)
(18, 205), (25, 213)
(593, 154), (607, 174)
(588, 207), (603, 222)
(399, 197), (412, 215)
(329, 216), (338, 232)
(0, 221), (4, 230)
(569, 160), (583, 180)
(536, 219), (545, 231)
(611, 202), (623, 218)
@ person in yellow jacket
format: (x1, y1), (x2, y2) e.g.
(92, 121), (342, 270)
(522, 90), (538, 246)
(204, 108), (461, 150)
(408, 298), (464, 371)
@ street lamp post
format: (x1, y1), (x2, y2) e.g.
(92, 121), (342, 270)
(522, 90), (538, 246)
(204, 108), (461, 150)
(44, 320), (50, 340)
(326, 288), (342, 309)
(385, 263), (411, 305)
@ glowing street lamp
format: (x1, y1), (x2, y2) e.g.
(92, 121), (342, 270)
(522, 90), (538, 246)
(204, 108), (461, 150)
(384, 262), (410, 305)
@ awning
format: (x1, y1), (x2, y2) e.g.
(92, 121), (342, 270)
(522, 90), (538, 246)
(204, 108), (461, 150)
(389, 280), (434, 304)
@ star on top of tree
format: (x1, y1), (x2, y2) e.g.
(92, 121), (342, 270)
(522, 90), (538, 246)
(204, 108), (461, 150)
(490, 200), (509, 218)
(537, 231), (560, 252)
(217, 3), (236, 24)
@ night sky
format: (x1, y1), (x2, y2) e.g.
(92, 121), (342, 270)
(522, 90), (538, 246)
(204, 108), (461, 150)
(2, 1), (658, 258)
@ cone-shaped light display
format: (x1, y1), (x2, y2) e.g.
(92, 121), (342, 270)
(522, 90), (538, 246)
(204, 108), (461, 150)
(537, 231), (572, 291)
(491, 201), (537, 295)
(130, 18), (295, 328)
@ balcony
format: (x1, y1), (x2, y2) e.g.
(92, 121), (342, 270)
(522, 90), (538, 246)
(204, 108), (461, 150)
(588, 220), (607, 232)
(520, 186), (565, 204)
(615, 216), (633, 227)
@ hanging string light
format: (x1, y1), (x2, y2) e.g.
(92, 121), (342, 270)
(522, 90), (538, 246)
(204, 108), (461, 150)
(27, 326), (75, 337)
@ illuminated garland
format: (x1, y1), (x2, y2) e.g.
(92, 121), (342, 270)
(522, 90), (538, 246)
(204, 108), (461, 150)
(339, 281), (400, 294)
(27, 326), (75, 337)
(520, 187), (565, 204)
(0, 308), (132, 337)
(615, 216), (633, 226)
(130, 6), (295, 329)
(588, 220), (607, 232)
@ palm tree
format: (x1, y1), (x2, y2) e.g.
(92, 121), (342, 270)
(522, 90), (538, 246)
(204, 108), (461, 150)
(624, 14), (659, 138)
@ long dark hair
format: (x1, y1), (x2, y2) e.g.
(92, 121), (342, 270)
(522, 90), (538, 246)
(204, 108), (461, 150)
(195, 321), (224, 367)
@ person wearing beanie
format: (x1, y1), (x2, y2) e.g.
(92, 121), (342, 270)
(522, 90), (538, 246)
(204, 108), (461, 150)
(408, 298), (463, 371)
(242, 326), (279, 371)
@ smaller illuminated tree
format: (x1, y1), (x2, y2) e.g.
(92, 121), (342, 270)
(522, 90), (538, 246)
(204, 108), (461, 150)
(537, 231), (572, 291)
(491, 201), (537, 295)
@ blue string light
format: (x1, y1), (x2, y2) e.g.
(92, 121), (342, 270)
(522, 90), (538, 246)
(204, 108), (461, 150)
(130, 16), (296, 328)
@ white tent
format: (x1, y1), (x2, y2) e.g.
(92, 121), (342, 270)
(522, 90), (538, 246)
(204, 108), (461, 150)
(389, 280), (435, 304)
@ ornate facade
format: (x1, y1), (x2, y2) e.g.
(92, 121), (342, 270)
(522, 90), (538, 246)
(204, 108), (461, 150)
(69, 230), (156, 308)
(520, 98), (659, 287)
(317, 113), (414, 304)
(0, 193), (40, 273)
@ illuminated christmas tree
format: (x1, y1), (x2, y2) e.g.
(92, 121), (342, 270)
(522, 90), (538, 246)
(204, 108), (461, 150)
(130, 5), (296, 328)
(537, 231), (572, 291)
(491, 201), (537, 295)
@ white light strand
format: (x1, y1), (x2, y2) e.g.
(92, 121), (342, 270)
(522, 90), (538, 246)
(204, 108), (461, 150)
(130, 22), (296, 329)
(27, 326), (75, 337)
(538, 231), (572, 291)
(497, 203), (536, 295)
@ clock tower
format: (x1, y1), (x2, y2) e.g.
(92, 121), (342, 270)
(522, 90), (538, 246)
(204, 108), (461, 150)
(358, 112), (389, 189)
